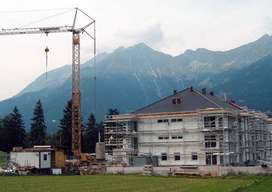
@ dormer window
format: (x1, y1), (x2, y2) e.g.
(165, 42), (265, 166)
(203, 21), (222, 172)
(177, 98), (181, 104)
(172, 97), (181, 105)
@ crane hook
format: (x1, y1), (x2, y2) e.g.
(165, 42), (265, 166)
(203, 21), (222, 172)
(45, 46), (49, 79)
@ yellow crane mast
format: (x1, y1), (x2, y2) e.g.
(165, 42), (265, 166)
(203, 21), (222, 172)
(0, 8), (96, 159)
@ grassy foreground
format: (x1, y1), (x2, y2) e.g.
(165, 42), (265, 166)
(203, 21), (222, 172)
(0, 175), (266, 192)
(239, 176), (272, 192)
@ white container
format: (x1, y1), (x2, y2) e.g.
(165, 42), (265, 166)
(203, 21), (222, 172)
(52, 168), (62, 175)
(10, 151), (51, 169)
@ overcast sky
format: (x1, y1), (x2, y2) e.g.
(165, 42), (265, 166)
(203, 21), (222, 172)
(0, 0), (272, 100)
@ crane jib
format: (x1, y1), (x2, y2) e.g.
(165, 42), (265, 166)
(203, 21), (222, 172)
(0, 26), (75, 35)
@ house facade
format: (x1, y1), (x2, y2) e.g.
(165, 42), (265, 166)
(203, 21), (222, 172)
(104, 87), (271, 166)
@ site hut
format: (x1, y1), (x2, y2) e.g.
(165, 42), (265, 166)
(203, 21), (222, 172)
(10, 145), (52, 170)
(104, 87), (271, 166)
(10, 145), (66, 170)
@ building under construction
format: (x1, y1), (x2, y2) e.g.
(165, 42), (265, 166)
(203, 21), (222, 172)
(104, 87), (272, 166)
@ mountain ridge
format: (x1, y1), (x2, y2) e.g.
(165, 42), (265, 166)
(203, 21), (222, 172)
(1, 34), (272, 132)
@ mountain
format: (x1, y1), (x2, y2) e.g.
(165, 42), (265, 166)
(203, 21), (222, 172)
(172, 34), (272, 86)
(1, 34), (272, 132)
(213, 55), (272, 112)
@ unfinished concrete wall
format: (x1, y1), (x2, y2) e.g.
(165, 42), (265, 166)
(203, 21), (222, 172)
(137, 116), (204, 166)
(106, 165), (272, 176)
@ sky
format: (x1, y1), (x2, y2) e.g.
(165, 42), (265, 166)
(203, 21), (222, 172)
(0, 0), (272, 100)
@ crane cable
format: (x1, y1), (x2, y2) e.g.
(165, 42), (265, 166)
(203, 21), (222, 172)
(93, 21), (97, 116)
(0, 8), (73, 14)
(20, 8), (74, 28)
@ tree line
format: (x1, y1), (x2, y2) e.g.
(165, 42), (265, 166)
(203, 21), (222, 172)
(0, 100), (116, 155)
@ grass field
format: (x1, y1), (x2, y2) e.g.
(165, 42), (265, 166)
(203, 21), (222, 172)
(238, 176), (272, 192)
(1, 175), (271, 192)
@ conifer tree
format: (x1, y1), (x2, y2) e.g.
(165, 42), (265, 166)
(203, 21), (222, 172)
(58, 100), (72, 156)
(10, 107), (26, 147)
(83, 113), (97, 153)
(0, 107), (26, 152)
(0, 116), (10, 152)
(30, 100), (47, 145)
(0, 117), (6, 152)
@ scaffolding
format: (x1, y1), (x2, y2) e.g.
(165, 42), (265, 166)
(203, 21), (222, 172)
(104, 115), (137, 156)
(104, 109), (271, 166)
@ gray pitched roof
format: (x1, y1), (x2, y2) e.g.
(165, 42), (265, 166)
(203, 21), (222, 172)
(133, 87), (240, 114)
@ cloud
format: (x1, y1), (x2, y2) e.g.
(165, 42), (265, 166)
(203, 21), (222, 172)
(263, 16), (272, 35)
(141, 24), (164, 47)
(115, 23), (164, 49)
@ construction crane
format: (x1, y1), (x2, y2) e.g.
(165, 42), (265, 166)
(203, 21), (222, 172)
(0, 8), (96, 159)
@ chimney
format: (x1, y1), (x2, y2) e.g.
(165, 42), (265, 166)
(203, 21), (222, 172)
(173, 89), (177, 95)
(210, 91), (214, 96)
(201, 88), (206, 95)
(224, 93), (227, 101)
(189, 86), (193, 92)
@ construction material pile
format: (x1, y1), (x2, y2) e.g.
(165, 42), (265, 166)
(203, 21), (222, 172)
(79, 163), (106, 175)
